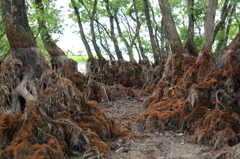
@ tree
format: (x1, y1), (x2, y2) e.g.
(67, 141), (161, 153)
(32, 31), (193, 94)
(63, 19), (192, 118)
(214, 0), (237, 55)
(96, 21), (116, 60)
(2, 0), (48, 111)
(200, 0), (218, 53)
(132, 0), (149, 64)
(79, 0), (104, 60)
(70, 0), (94, 59)
(0, 1), (123, 158)
(35, 0), (70, 71)
(103, 0), (125, 62)
(158, 0), (185, 54)
(184, 0), (198, 57)
(143, 0), (159, 64)
(114, 9), (137, 63)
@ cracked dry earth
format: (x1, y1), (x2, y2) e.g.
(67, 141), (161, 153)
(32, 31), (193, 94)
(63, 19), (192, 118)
(98, 91), (222, 159)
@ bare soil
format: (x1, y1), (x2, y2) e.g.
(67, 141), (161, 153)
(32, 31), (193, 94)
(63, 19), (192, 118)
(96, 91), (221, 159)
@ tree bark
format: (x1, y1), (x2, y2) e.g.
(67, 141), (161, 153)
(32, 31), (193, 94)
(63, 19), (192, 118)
(158, 0), (185, 54)
(143, 0), (160, 64)
(200, 0), (218, 53)
(185, 0), (198, 57)
(71, 0), (94, 59)
(2, 0), (47, 76)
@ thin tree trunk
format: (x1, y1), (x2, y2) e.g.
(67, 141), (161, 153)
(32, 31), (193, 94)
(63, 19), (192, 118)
(96, 22), (115, 61)
(200, 0), (218, 53)
(132, 0), (149, 64)
(80, 0), (104, 60)
(115, 16), (136, 63)
(160, 17), (168, 60)
(213, 0), (233, 41)
(150, 6), (161, 56)
(185, 0), (198, 57)
(143, 0), (159, 64)
(158, 0), (185, 54)
(35, 0), (69, 71)
(215, 3), (236, 55)
(71, 0), (94, 59)
(103, 0), (124, 62)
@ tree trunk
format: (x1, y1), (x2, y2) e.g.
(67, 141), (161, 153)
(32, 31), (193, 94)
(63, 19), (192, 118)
(91, 0), (104, 60)
(115, 16), (137, 63)
(215, 3), (236, 55)
(2, 0), (47, 77)
(185, 0), (198, 57)
(71, 0), (94, 59)
(2, 0), (48, 112)
(80, 0), (104, 60)
(35, 0), (70, 71)
(95, 19), (115, 61)
(213, 0), (233, 41)
(103, 0), (124, 62)
(160, 17), (169, 60)
(158, 0), (185, 54)
(200, 0), (218, 53)
(132, 0), (150, 64)
(143, 0), (160, 64)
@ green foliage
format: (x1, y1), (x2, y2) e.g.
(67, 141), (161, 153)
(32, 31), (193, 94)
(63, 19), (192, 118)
(0, 3), (10, 58)
(28, 0), (64, 41)
(179, 27), (188, 43)
(2, 0), (239, 62)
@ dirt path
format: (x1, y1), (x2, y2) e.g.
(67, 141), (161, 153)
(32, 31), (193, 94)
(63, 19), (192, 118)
(99, 95), (221, 159)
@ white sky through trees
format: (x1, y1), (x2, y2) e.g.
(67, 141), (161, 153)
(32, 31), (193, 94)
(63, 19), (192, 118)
(52, 1), (84, 56)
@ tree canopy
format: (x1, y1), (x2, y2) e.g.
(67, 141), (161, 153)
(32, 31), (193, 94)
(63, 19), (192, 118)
(0, 0), (239, 61)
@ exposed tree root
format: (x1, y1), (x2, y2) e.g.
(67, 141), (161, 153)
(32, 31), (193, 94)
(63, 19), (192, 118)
(0, 56), (129, 158)
(137, 51), (240, 150)
(86, 59), (146, 87)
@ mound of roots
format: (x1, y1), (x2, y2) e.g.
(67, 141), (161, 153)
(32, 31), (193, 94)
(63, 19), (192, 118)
(0, 57), (131, 158)
(86, 59), (147, 87)
(138, 51), (240, 150)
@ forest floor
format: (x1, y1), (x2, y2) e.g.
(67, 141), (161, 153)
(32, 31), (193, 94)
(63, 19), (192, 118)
(72, 89), (223, 159)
